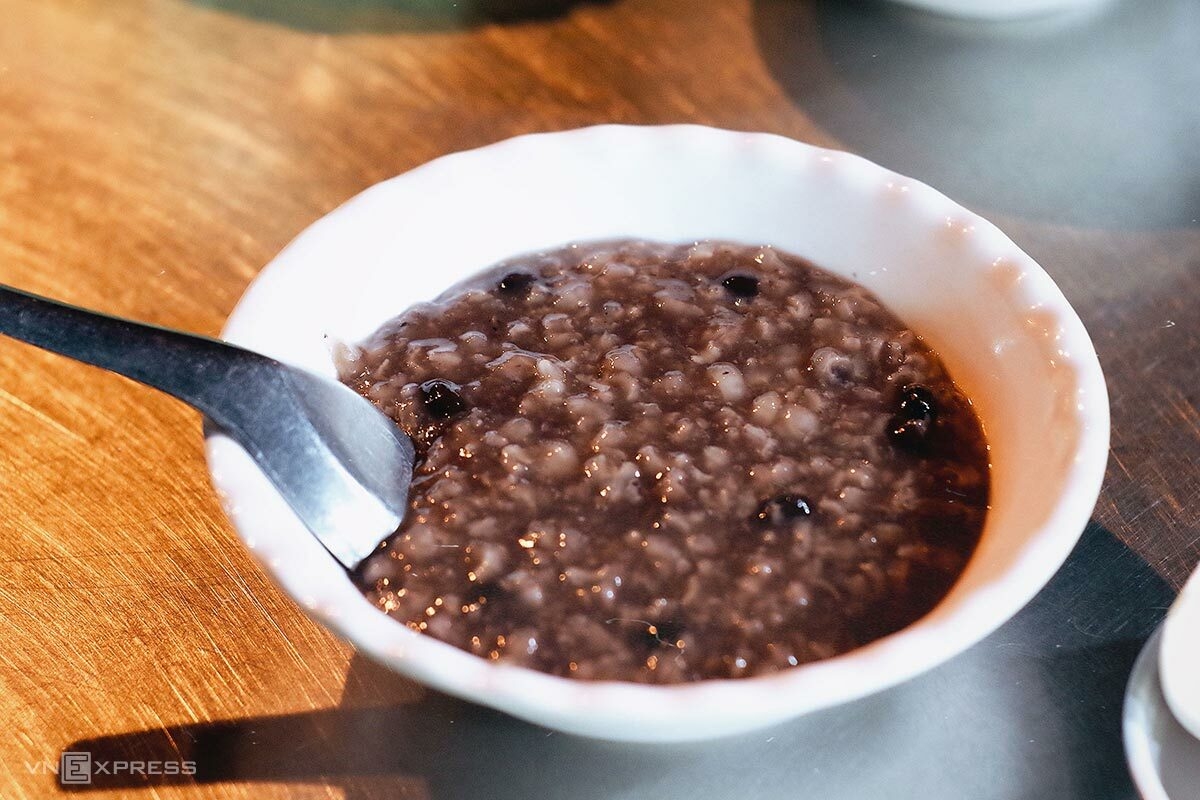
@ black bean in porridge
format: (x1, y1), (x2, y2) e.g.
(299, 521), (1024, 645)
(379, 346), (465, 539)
(339, 240), (989, 684)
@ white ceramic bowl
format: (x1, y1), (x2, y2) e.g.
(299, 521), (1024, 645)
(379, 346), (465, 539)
(1124, 629), (1200, 800)
(883, 0), (1106, 19)
(206, 125), (1108, 742)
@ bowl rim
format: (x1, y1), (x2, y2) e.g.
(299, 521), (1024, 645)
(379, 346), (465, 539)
(207, 124), (1110, 740)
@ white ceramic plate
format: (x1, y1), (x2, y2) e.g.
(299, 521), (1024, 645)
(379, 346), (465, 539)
(206, 125), (1108, 742)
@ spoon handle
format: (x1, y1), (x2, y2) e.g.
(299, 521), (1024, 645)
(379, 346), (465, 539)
(0, 283), (273, 429)
(0, 283), (412, 568)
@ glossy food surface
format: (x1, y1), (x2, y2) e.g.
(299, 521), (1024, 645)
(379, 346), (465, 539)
(341, 240), (989, 682)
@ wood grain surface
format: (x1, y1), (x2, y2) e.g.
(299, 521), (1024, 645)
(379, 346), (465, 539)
(1, 1), (1197, 798)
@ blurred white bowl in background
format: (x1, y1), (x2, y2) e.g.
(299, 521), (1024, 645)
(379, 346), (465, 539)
(884, 0), (1107, 20)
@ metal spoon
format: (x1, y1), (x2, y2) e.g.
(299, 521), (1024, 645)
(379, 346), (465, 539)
(0, 284), (414, 569)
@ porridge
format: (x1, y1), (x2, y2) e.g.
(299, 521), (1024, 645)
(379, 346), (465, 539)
(338, 240), (989, 684)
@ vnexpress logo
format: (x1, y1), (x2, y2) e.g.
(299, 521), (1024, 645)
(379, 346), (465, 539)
(59, 751), (92, 785)
(28, 751), (198, 786)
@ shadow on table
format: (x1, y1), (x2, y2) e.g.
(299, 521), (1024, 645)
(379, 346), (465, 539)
(187, 0), (611, 33)
(751, 0), (1200, 230)
(61, 522), (1174, 799)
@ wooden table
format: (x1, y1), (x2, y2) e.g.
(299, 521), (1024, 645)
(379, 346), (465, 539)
(1, 1), (1197, 798)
